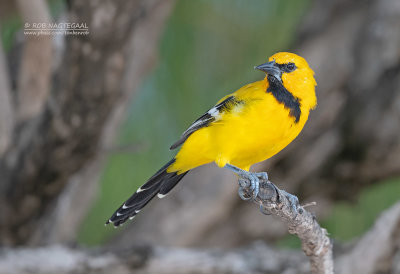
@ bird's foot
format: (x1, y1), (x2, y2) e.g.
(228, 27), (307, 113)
(224, 164), (300, 217)
(224, 164), (268, 200)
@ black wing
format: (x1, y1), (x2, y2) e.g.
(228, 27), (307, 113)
(170, 96), (241, 150)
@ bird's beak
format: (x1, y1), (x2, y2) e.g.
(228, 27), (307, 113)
(255, 61), (281, 81)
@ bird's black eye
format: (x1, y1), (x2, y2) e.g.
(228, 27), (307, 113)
(286, 63), (295, 72)
(276, 62), (296, 73)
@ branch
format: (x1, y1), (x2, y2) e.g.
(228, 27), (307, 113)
(239, 179), (333, 274)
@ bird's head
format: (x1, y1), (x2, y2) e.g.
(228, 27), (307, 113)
(256, 52), (317, 110)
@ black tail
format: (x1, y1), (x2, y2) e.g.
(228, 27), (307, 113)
(106, 159), (188, 227)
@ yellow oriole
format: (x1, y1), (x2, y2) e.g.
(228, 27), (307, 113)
(107, 52), (317, 226)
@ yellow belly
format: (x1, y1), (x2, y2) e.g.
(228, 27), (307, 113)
(170, 90), (309, 173)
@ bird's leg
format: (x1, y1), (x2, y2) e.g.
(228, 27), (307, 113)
(224, 164), (268, 200)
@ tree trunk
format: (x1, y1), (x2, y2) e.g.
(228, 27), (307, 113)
(0, 0), (175, 246)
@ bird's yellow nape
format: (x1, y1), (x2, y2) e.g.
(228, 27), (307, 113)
(268, 52), (317, 110)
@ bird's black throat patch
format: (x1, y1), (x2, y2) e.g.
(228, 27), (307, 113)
(267, 75), (301, 123)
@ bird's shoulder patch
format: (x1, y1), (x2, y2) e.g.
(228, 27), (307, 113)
(170, 96), (243, 149)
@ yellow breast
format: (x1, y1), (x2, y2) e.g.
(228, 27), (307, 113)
(210, 81), (309, 170)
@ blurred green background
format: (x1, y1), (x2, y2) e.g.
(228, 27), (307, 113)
(3, 0), (399, 249)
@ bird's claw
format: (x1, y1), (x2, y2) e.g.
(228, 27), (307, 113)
(255, 172), (268, 181)
(237, 171), (268, 200)
(224, 164), (269, 201)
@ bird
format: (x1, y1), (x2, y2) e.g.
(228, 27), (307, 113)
(106, 52), (317, 227)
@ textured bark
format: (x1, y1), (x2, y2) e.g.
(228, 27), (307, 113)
(238, 178), (333, 273)
(0, 0), (174, 246)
